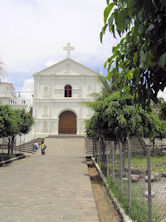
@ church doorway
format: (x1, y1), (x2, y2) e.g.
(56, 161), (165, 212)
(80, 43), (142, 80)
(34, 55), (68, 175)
(59, 111), (77, 134)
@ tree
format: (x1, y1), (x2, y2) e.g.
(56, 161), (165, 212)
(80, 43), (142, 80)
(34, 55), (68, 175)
(100, 0), (166, 109)
(95, 74), (116, 99)
(83, 74), (116, 111)
(0, 105), (11, 138)
(86, 92), (166, 173)
(159, 99), (166, 121)
(0, 105), (33, 154)
(86, 92), (166, 144)
(10, 109), (33, 154)
(18, 109), (34, 135)
(0, 105), (17, 154)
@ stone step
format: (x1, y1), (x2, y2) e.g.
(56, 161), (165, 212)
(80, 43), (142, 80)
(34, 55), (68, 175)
(15, 138), (43, 154)
(47, 134), (85, 138)
(85, 138), (93, 156)
(44, 136), (94, 157)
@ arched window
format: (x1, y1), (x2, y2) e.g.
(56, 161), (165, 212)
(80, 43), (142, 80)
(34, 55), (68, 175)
(64, 85), (72, 97)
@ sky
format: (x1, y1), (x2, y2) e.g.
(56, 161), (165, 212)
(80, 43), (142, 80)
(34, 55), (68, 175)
(0, 0), (165, 101)
(0, 0), (118, 99)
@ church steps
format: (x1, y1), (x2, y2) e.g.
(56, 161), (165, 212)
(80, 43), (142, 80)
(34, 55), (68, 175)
(46, 134), (85, 139)
(85, 138), (93, 157)
(45, 136), (94, 157)
(15, 138), (43, 154)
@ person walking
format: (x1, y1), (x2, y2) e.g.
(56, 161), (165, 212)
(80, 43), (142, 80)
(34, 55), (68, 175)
(32, 142), (35, 151)
(41, 139), (46, 155)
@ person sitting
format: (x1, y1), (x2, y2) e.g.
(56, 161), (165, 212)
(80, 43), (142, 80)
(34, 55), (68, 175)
(32, 142), (39, 151)
(34, 142), (39, 150)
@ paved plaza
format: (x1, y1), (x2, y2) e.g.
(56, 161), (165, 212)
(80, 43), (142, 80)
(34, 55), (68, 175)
(0, 137), (99, 222)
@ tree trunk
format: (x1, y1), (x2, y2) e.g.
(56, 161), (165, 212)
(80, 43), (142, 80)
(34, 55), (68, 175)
(114, 141), (118, 153)
(11, 136), (15, 155)
(122, 142), (127, 172)
(138, 137), (147, 155)
(8, 138), (11, 154)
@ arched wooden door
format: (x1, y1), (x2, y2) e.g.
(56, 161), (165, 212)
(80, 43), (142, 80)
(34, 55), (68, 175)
(59, 111), (77, 134)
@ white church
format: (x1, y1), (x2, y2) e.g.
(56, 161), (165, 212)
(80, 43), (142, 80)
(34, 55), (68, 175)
(32, 43), (102, 138)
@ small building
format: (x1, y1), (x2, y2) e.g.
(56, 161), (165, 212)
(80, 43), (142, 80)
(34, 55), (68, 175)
(0, 74), (29, 110)
(0, 78), (17, 106)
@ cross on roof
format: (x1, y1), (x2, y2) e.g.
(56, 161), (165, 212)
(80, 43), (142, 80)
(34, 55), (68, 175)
(63, 42), (75, 58)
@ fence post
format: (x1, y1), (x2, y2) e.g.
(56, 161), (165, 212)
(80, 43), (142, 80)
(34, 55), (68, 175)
(23, 135), (25, 153)
(15, 138), (16, 154)
(127, 137), (131, 213)
(147, 146), (152, 222)
(99, 140), (101, 164)
(100, 139), (103, 164)
(20, 135), (21, 154)
(2, 138), (4, 161)
(96, 141), (99, 163)
(120, 142), (123, 195)
(106, 142), (109, 176)
(2, 145), (3, 161)
(112, 141), (115, 182)
(93, 139), (95, 158)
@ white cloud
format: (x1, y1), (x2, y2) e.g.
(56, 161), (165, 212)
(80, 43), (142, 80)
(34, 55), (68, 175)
(22, 79), (34, 91)
(18, 79), (34, 103)
(0, 0), (114, 75)
(1, 0), (164, 102)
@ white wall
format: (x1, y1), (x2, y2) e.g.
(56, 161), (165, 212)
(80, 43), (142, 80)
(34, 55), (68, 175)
(33, 58), (101, 137)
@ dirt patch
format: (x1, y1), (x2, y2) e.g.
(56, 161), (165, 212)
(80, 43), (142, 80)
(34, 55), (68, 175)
(87, 159), (122, 222)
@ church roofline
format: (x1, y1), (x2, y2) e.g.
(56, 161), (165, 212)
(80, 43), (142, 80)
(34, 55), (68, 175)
(33, 58), (100, 76)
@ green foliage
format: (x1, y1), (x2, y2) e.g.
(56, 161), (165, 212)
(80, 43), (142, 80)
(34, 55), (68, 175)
(0, 105), (16, 138)
(90, 75), (115, 100)
(0, 105), (33, 154)
(17, 109), (34, 135)
(85, 93), (166, 142)
(0, 153), (17, 162)
(82, 74), (116, 109)
(159, 100), (166, 121)
(101, 0), (166, 109)
(85, 117), (99, 140)
(107, 177), (161, 222)
(104, 2), (116, 24)
(0, 105), (33, 138)
(82, 74), (115, 119)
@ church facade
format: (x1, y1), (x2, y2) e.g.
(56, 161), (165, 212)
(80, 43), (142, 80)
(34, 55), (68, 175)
(33, 43), (101, 138)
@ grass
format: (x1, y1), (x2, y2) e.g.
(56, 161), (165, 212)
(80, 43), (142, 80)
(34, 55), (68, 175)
(0, 153), (18, 162)
(98, 153), (166, 174)
(107, 177), (161, 222)
(96, 154), (165, 221)
(130, 153), (166, 173)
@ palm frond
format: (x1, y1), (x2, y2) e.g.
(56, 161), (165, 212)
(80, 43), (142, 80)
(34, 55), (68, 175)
(81, 101), (96, 109)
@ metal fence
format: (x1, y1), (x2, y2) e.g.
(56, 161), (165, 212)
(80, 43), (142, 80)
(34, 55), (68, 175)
(0, 137), (24, 158)
(93, 138), (166, 222)
(0, 133), (41, 159)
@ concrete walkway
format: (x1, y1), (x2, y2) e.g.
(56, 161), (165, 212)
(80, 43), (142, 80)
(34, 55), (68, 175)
(0, 137), (99, 222)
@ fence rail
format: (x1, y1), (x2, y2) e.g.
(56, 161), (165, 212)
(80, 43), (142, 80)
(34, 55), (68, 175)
(0, 135), (43, 157)
(93, 138), (166, 222)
